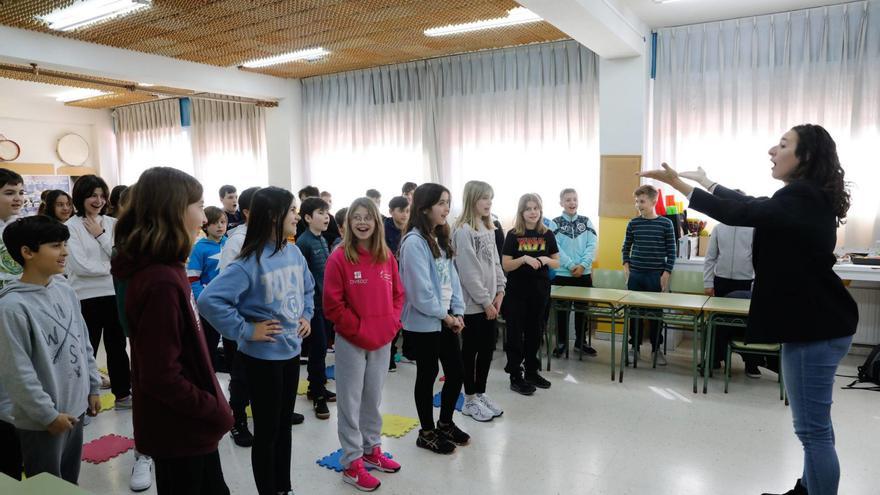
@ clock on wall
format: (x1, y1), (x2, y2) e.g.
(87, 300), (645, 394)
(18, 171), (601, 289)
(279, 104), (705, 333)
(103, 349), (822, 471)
(57, 133), (90, 166)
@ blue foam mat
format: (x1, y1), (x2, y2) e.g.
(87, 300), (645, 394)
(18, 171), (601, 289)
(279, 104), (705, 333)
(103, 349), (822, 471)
(316, 449), (393, 472)
(432, 392), (464, 411)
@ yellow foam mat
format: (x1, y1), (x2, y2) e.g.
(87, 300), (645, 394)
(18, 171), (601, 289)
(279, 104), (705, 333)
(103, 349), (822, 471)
(99, 393), (116, 412)
(381, 414), (419, 438)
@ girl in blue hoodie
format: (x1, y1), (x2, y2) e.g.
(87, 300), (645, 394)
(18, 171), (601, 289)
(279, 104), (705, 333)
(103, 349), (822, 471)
(399, 183), (469, 455)
(198, 187), (315, 495)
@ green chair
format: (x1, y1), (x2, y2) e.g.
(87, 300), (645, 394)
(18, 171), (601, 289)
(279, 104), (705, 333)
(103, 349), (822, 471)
(724, 340), (788, 404)
(669, 270), (705, 294)
(592, 269), (627, 290)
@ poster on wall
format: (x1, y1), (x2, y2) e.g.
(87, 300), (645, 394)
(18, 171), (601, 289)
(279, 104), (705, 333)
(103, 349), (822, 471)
(21, 175), (73, 217)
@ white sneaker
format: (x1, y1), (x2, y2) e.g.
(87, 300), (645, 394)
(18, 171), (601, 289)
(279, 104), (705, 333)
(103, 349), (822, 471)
(477, 393), (503, 417)
(130, 454), (153, 492)
(654, 351), (668, 366)
(461, 398), (494, 422)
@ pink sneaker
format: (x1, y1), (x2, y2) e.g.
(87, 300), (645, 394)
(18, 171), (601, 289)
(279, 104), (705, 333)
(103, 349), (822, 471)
(343, 458), (381, 492)
(363, 446), (400, 473)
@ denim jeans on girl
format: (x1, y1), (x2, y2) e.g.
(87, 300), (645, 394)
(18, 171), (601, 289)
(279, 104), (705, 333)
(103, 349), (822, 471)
(781, 334), (852, 495)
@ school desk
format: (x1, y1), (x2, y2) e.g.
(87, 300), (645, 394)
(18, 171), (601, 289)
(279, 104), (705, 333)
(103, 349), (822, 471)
(700, 297), (751, 394)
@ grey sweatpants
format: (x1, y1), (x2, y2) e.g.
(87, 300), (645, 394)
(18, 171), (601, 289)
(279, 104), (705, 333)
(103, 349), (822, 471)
(17, 413), (85, 484)
(335, 335), (391, 468)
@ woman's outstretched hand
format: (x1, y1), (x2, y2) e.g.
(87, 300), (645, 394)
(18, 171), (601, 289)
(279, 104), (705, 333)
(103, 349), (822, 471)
(638, 162), (694, 196)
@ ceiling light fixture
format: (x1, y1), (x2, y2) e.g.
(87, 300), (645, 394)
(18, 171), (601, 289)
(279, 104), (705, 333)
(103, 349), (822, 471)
(55, 88), (110, 102)
(424, 7), (542, 37)
(37, 0), (152, 32)
(653, 0), (682, 4)
(240, 47), (330, 68)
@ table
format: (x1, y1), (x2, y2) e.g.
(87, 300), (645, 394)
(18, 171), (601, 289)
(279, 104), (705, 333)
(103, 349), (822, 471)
(700, 297), (751, 394)
(548, 287), (629, 380)
(619, 292), (709, 393)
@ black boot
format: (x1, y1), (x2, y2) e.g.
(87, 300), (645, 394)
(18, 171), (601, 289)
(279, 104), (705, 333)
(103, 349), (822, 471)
(762, 479), (807, 495)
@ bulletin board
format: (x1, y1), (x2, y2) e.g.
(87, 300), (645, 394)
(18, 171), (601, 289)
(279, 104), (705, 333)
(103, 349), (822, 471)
(599, 155), (642, 218)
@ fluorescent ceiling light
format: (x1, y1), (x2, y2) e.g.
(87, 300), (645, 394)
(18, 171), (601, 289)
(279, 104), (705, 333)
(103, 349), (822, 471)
(240, 48), (330, 68)
(424, 7), (542, 37)
(37, 0), (151, 32)
(138, 83), (155, 87)
(653, 0), (681, 3)
(55, 88), (110, 102)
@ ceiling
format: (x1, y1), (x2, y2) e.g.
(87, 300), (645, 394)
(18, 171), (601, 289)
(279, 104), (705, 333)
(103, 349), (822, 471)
(0, 0), (568, 79)
(620, 0), (852, 29)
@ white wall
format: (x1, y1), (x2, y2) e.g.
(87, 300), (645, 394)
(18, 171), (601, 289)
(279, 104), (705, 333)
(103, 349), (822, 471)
(265, 79), (305, 191)
(0, 95), (119, 185)
(599, 54), (650, 157)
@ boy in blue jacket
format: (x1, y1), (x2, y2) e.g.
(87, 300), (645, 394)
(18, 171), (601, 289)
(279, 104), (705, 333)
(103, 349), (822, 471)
(551, 189), (598, 357)
(188, 206), (227, 369)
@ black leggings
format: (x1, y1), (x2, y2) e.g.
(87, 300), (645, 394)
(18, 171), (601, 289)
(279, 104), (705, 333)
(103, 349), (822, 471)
(242, 354), (299, 495)
(462, 313), (496, 395)
(404, 325), (464, 430)
(80, 295), (131, 399)
(222, 339), (249, 422)
(503, 284), (549, 378)
(154, 450), (229, 495)
(0, 419), (21, 480)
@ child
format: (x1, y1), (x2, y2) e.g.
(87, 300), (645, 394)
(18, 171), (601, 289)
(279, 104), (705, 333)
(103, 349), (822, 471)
(366, 189), (382, 209)
(295, 197), (336, 420)
(107, 185), (128, 218)
(323, 198), (404, 491)
(188, 206), (228, 368)
(320, 190), (333, 210)
(112, 168), (233, 494)
(401, 182), (417, 204)
(551, 188), (598, 357)
(199, 187), (314, 495)
(453, 181), (506, 422)
(399, 183), (469, 454)
(384, 196), (409, 371)
(0, 168), (24, 480)
(38, 190), (74, 223)
(66, 175), (132, 409)
(0, 216), (101, 484)
(220, 185), (244, 230)
(621, 185), (677, 365)
(501, 193), (560, 395)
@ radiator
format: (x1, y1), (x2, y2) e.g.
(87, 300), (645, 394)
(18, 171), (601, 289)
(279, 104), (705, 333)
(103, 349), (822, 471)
(849, 284), (880, 345)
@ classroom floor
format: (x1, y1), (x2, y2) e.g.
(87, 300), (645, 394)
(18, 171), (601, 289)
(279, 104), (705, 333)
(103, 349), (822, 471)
(81, 339), (876, 495)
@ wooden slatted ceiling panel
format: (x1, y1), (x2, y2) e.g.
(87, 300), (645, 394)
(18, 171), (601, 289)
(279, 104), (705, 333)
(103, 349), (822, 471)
(0, 0), (568, 78)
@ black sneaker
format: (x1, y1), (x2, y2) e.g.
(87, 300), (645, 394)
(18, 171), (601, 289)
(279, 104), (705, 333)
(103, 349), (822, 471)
(389, 360), (397, 372)
(746, 363), (762, 379)
(436, 421), (470, 446)
(314, 397), (330, 420)
(762, 479), (807, 495)
(230, 421), (253, 447)
(307, 389), (337, 402)
(552, 344), (566, 357)
(416, 429), (455, 454)
(525, 372), (551, 389)
(509, 376), (536, 396)
(580, 345), (598, 357)
(292, 412), (305, 425)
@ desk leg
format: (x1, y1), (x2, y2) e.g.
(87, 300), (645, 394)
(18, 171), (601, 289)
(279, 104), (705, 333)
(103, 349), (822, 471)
(702, 319), (712, 394)
(619, 307), (629, 383)
(610, 313), (616, 382)
(547, 302), (557, 372)
(691, 316), (699, 394)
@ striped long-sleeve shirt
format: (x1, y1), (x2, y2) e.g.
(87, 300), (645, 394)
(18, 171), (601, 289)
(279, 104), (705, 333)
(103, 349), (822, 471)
(621, 216), (677, 272)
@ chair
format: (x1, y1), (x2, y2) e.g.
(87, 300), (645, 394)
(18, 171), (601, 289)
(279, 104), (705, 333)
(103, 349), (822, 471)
(592, 268), (626, 289)
(724, 340), (787, 404)
(669, 270), (705, 294)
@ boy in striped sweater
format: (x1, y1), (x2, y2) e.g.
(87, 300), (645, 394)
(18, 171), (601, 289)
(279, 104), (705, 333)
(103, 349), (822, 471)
(622, 185), (676, 365)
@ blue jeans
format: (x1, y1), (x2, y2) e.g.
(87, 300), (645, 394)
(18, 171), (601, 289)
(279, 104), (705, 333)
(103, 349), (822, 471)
(627, 269), (664, 350)
(782, 335), (852, 495)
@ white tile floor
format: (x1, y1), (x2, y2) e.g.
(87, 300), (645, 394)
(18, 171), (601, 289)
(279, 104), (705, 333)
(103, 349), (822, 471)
(80, 341), (877, 495)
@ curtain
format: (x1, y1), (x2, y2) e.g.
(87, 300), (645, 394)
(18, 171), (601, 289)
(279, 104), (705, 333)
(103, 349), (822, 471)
(302, 40), (600, 226)
(114, 99), (193, 186)
(190, 99), (268, 206)
(114, 98), (269, 208)
(653, 1), (880, 248)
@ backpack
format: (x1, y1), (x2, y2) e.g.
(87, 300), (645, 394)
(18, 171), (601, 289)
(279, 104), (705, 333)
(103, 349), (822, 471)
(843, 344), (880, 391)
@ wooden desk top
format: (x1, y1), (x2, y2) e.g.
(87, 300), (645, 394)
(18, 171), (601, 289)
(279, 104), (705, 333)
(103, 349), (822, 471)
(702, 297), (751, 316)
(620, 292), (709, 311)
(550, 286), (630, 304)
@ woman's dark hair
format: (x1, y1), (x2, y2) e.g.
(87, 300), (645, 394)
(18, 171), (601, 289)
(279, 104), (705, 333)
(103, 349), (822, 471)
(405, 183), (453, 259)
(108, 185), (128, 217)
(71, 174), (110, 217)
(239, 187), (294, 264)
(39, 190), (73, 221)
(789, 124), (851, 224)
(114, 167), (203, 265)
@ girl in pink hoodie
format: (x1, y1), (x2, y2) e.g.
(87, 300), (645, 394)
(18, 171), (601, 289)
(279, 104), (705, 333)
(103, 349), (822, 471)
(323, 197), (405, 492)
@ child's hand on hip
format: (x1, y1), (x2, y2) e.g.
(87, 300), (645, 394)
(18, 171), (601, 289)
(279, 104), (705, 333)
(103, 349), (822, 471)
(252, 320), (283, 342)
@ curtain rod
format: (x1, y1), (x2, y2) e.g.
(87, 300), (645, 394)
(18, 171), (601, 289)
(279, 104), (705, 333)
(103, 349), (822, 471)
(657, 0), (865, 31)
